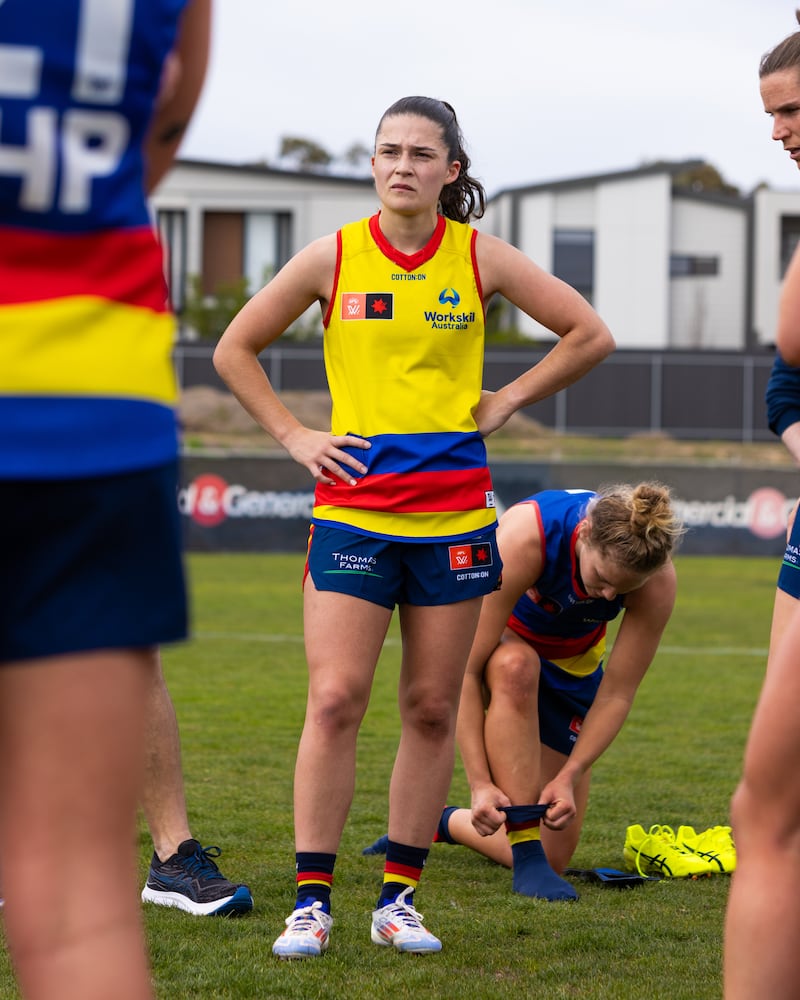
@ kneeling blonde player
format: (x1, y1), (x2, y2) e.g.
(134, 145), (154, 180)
(368, 484), (681, 899)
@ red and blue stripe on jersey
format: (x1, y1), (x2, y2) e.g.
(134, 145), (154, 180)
(0, 0), (188, 478)
(508, 490), (625, 676)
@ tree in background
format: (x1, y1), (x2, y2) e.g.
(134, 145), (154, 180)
(270, 136), (371, 175)
(671, 162), (741, 197)
(180, 273), (322, 342)
(277, 136), (333, 172)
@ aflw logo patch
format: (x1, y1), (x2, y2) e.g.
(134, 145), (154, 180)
(341, 293), (394, 320)
(448, 543), (493, 571)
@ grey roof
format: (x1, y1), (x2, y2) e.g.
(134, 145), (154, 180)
(491, 159), (710, 199)
(175, 157), (374, 188)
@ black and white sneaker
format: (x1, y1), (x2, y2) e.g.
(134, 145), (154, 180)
(141, 839), (253, 916)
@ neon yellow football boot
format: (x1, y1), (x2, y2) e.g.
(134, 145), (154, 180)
(623, 824), (716, 879)
(676, 825), (736, 874)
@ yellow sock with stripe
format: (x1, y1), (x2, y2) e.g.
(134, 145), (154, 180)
(504, 805), (578, 901)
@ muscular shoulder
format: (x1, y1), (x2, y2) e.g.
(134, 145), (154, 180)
(473, 231), (523, 296)
(497, 501), (544, 587)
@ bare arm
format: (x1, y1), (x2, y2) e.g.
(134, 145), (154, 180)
(473, 233), (615, 435)
(145, 0), (212, 193)
(777, 242), (800, 367)
(781, 423), (800, 467)
(456, 503), (543, 823)
(213, 236), (370, 483)
(541, 560), (677, 829)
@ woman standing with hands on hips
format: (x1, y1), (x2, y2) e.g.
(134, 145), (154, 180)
(214, 95), (615, 959)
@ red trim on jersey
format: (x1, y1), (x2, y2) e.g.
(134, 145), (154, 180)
(516, 500), (547, 576)
(302, 524), (315, 588)
(532, 501), (546, 573)
(315, 467), (493, 513)
(323, 229), (343, 329)
(0, 225), (169, 310)
(571, 519), (588, 597)
(470, 228), (486, 319)
(506, 618), (607, 660)
(368, 212), (446, 271)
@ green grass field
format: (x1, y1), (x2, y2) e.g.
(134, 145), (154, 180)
(0, 554), (778, 998)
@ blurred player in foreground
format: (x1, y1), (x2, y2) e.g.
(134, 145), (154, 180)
(0, 2), (209, 996)
(725, 14), (800, 998)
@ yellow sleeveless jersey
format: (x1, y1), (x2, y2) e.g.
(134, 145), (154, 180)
(314, 213), (497, 541)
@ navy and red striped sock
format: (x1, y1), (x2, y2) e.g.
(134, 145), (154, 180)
(433, 805), (459, 845)
(294, 851), (336, 913)
(377, 840), (429, 908)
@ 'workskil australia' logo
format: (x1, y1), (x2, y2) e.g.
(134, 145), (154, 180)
(425, 287), (474, 329)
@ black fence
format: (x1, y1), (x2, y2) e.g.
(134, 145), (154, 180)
(175, 344), (778, 443)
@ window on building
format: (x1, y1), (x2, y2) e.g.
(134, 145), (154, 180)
(202, 210), (292, 297)
(553, 229), (594, 302)
(245, 212), (292, 292)
(669, 254), (719, 277)
(156, 209), (188, 312)
(780, 215), (800, 277)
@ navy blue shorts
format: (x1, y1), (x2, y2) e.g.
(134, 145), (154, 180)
(0, 462), (187, 662)
(305, 523), (502, 609)
(538, 659), (604, 755)
(777, 504), (800, 599)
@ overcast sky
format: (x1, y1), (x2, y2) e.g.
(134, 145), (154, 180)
(180, 0), (800, 198)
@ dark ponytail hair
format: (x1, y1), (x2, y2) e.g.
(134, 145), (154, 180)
(375, 96), (486, 223)
(760, 10), (800, 78)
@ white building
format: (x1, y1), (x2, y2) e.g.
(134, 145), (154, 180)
(752, 184), (800, 348)
(152, 158), (800, 350)
(480, 161), (751, 350)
